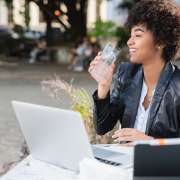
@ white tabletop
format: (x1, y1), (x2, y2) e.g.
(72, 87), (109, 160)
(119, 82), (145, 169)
(1, 144), (134, 180)
(1, 155), (78, 180)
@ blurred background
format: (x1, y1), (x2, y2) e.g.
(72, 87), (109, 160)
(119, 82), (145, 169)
(0, 0), (179, 171)
(0, 0), (132, 61)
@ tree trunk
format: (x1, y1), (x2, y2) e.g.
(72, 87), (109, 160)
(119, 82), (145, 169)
(96, 0), (102, 21)
(64, 0), (87, 41)
(44, 12), (53, 46)
(79, 0), (87, 37)
(4, 0), (14, 24)
(7, 3), (14, 25)
(24, 0), (30, 29)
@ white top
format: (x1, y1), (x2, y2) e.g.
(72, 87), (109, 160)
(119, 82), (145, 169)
(134, 80), (155, 133)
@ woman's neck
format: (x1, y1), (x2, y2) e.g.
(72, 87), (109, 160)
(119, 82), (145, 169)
(142, 58), (166, 89)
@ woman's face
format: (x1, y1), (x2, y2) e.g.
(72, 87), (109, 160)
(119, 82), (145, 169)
(127, 24), (159, 64)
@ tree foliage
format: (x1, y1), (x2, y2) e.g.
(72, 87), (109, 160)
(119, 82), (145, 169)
(89, 20), (117, 38)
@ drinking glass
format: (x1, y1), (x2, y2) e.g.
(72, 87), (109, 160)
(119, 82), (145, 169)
(90, 44), (120, 82)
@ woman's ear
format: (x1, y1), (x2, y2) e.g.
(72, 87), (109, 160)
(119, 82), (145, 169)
(156, 43), (165, 52)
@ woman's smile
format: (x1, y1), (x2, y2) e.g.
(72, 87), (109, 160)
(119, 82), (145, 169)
(129, 48), (137, 55)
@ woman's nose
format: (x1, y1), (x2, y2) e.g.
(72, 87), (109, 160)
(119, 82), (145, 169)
(127, 37), (135, 47)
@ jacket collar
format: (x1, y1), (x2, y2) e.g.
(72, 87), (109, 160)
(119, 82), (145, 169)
(123, 62), (174, 131)
(145, 62), (174, 133)
(122, 65), (143, 128)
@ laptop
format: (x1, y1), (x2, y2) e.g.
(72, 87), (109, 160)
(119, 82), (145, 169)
(12, 101), (132, 172)
(134, 144), (180, 180)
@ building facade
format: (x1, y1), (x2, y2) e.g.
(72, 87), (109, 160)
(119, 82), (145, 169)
(0, 0), (179, 30)
(0, 0), (128, 30)
(87, 0), (128, 28)
(0, 0), (44, 30)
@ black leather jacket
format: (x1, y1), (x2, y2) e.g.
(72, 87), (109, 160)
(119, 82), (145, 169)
(93, 62), (180, 138)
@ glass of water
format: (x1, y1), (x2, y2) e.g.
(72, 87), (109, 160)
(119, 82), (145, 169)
(90, 44), (120, 82)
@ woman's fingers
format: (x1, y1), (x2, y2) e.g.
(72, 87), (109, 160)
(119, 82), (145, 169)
(113, 128), (134, 138)
(109, 63), (115, 74)
(98, 51), (102, 56)
(88, 53), (102, 73)
(98, 66), (115, 85)
(88, 60), (98, 73)
(90, 59), (99, 67)
(112, 128), (136, 143)
(114, 136), (135, 143)
(112, 128), (152, 142)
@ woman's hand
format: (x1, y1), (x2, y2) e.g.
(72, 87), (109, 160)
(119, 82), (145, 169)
(88, 52), (115, 99)
(112, 128), (154, 143)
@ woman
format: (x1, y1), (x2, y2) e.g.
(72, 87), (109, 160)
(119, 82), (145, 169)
(89, 0), (180, 143)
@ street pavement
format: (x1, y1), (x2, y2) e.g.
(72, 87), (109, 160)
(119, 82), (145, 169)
(0, 59), (179, 165)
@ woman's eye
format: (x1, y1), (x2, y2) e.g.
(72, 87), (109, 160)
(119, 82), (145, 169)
(135, 34), (142, 37)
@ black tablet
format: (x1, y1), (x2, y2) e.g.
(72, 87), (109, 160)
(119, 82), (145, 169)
(134, 144), (180, 180)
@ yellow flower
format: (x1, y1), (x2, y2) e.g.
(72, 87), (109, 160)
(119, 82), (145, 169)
(41, 77), (93, 120)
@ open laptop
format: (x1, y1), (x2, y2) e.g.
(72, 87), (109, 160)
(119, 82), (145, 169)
(12, 101), (132, 172)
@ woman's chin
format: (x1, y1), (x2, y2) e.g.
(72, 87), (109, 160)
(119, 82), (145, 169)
(129, 58), (141, 64)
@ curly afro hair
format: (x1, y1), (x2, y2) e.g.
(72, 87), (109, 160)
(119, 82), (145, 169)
(126, 0), (180, 62)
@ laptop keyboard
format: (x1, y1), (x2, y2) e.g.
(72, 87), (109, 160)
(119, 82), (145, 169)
(92, 146), (124, 166)
(95, 157), (122, 166)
